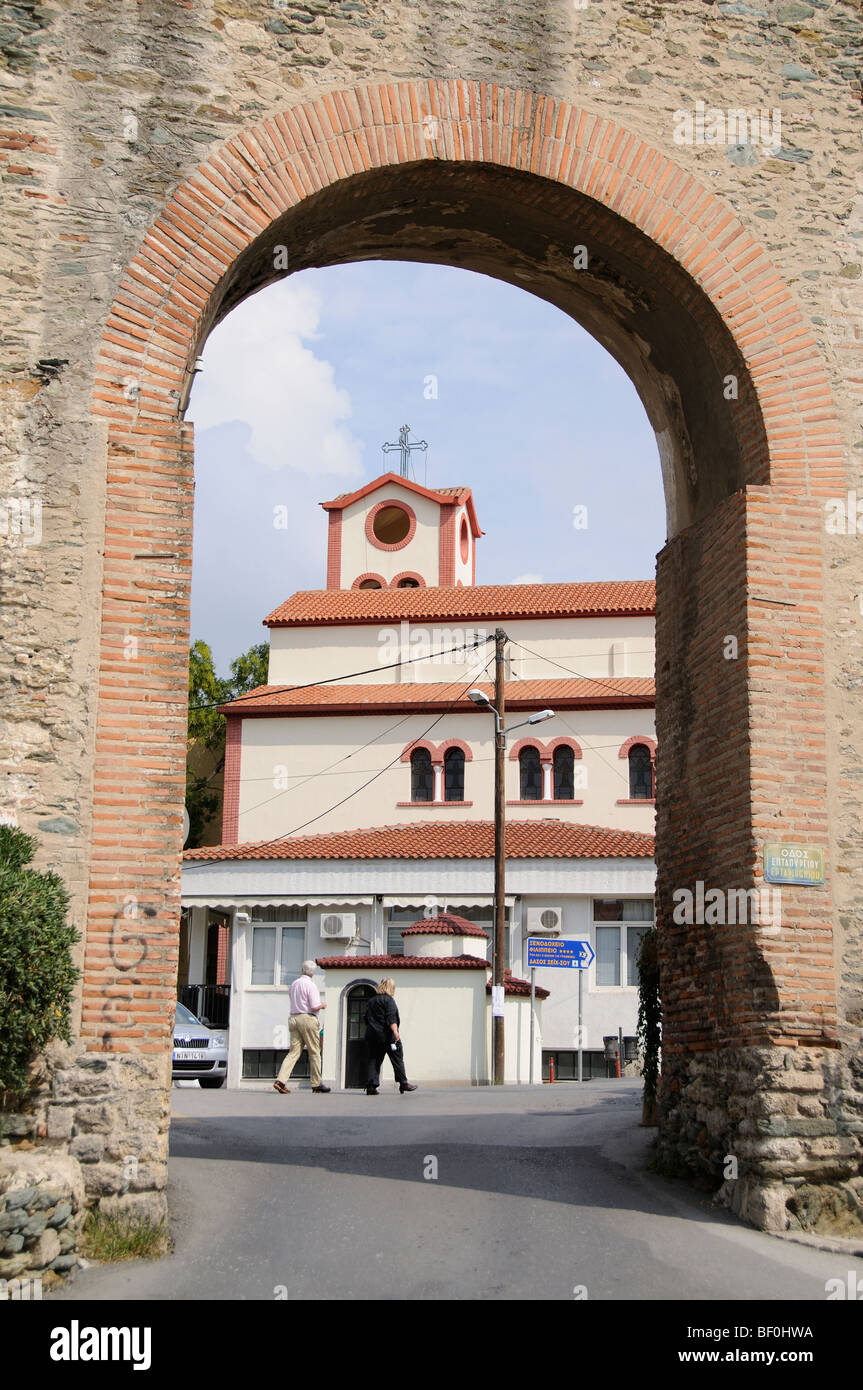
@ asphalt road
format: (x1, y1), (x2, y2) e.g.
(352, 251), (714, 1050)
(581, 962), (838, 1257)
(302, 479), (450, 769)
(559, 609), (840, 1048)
(51, 1080), (863, 1302)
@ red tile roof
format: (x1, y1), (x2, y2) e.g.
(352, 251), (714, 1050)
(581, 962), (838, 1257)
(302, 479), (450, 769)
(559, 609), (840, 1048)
(221, 677), (654, 716)
(183, 820), (655, 863)
(321, 472), (482, 536)
(401, 914), (489, 938)
(264, 579), (655, 628)
(487, 971), (551, 1000)
(315, 954), (489, 971)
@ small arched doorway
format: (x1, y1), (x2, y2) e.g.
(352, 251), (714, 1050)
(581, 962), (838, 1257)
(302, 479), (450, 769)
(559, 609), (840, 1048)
(344, 983), (376, 1089)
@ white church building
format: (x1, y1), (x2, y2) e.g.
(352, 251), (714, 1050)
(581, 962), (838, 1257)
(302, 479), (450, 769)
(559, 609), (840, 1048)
(181, 468), (657, 1089)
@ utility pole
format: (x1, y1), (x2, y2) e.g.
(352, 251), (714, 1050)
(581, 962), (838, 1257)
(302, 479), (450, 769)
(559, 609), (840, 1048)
(382, 424), (427, 480)
(493, 626), (507, 1086)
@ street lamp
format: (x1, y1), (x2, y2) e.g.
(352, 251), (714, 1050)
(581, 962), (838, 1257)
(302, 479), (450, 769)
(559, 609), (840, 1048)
(468, 637), (555, 1085)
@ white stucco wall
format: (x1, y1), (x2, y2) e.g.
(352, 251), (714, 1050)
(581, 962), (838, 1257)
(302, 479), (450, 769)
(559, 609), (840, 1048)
(266, 614), (654, 688)
(339, 483), (442, 589)
(319, 969), (489, 1086)
(234, 705), (655, 842)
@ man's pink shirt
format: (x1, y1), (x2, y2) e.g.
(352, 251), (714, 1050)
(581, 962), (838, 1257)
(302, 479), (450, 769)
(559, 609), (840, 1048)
(290, 974), (321, 1015)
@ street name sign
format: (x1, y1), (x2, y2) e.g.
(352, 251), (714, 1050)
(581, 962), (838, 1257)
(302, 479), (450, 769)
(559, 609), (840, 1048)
(527, 938), (595, 970)
(763, 843), (825, 887)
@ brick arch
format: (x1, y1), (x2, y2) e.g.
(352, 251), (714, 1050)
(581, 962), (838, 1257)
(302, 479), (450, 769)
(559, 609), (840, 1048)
(546, 737), (583, 760)
(618, 736), (657, 760)
(400, 739), (436, 765)
(436, 739), (473, 765)
(92, 79), (843, 515)
(508, 738), (548, 764)
(83, 79), (843, 1206)
(351, 572), (386, 590)
(390, 571), (426, 589)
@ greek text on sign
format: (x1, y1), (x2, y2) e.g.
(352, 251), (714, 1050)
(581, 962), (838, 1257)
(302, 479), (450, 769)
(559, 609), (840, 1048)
(527, 938), (595, 970)
(763, 843), (825, 886)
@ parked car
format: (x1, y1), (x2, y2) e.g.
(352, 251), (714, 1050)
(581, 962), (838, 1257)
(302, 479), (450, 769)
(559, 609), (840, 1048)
(172, 1001), (228, 1088)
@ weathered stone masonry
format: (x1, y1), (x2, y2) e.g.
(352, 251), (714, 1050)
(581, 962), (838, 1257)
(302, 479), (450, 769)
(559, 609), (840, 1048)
(1, 0), (862, 1254)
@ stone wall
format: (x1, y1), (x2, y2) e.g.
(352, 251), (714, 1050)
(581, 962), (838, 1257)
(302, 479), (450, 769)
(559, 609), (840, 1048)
(1, 0), (862, 1241)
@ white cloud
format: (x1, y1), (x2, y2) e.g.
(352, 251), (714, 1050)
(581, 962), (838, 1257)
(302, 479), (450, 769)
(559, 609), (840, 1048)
(511, 573), (544, 585)
(188, 279), (364, 479)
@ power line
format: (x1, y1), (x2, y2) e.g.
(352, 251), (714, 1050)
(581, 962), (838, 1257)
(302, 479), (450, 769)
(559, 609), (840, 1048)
(188, 633), (494, 713)
(233, 649), (495, 846)
(507, 638), (656, 705)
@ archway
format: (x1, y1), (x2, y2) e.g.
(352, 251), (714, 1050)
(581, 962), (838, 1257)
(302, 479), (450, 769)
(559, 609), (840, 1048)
(84, 80), (844, 1222)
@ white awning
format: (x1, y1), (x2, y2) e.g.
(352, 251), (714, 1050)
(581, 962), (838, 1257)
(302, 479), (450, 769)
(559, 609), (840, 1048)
(381, 894), (515, 909)
(181, 894), (375, 910)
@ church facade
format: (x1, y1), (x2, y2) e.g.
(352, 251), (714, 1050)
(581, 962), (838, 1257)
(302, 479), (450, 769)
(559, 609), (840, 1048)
(181, 470), (657, 1088)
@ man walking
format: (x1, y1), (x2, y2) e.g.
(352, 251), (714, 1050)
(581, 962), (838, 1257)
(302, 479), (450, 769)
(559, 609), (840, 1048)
(273, 960), (331, 1094)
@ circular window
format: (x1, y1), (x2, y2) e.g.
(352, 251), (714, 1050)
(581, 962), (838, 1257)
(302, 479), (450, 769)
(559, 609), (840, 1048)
(460, 516), (470, 563)
(373, 505), (411, 546)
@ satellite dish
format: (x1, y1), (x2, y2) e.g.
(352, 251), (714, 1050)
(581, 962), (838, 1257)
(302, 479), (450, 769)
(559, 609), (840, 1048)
(182, 807), (190, 846)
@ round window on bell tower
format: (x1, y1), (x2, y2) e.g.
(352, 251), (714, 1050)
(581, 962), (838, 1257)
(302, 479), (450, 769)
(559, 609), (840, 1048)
(372, 505), (411, 545)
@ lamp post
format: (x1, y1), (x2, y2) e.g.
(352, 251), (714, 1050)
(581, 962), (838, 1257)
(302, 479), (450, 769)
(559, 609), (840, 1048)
(469, 628), (554, 1086)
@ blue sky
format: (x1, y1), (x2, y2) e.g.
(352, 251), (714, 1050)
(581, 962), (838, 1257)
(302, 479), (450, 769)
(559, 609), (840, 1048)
(187, 262), (666, 675)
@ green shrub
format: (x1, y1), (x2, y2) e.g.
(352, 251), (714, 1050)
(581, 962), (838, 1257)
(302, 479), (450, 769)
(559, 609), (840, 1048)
(636, 925), (661, 1115)
(0, 825), (80, 1104)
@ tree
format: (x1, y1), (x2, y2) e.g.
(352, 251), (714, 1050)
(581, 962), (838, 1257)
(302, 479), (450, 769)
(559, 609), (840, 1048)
(229, 641), (268, 696)
(0, 826), (80, 1105)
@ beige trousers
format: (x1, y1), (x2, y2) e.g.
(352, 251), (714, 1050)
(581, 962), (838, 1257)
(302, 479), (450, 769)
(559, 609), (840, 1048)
(276, 1013), (322, 1087)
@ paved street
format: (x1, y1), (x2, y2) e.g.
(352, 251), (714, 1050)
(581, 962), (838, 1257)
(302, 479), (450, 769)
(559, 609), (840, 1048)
(52, 1080), (863, 1302)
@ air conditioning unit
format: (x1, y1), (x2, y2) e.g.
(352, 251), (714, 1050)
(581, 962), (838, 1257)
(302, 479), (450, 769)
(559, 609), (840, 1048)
(321, 912), (356, 940)
(526, 906), (563, 934)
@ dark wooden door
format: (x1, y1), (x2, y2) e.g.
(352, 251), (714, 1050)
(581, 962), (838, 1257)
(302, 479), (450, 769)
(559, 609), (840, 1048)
(345, 985), (375, 1088)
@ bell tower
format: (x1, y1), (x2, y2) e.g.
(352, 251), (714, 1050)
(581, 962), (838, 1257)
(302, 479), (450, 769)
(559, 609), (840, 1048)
(320, 469), (482, 592)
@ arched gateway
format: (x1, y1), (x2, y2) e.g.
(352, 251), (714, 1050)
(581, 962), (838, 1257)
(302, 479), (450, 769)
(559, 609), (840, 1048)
(4, 48), (860, 1241)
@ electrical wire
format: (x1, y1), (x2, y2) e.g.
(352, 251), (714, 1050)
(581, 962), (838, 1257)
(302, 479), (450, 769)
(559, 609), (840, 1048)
(228, 648), (495, 846)
(188, 632), (493, 713)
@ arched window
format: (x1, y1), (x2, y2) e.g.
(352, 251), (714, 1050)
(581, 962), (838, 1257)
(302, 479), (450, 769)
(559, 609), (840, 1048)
(410, 747), (434, 802)
(358, 578), (382, 589)
(397, 577), (419, 588)
(628, 743), (654, 800)
(444, 746), (465, 802)
(519, 746), (543, 801)
(553, 745), (575, 800)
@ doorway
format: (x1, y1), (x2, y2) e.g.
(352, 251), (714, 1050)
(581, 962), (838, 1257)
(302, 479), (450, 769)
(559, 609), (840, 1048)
(344, 984), (375, 1089)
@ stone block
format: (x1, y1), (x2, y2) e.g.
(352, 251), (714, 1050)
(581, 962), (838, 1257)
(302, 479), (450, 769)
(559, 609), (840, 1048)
(29, 1227), (60, 1268)
(69, 1134), (104, 1163)
(98, 1190), (168, 1227)
(81, 1164), (130, 1198)
(46, 1106), (74, 1141)
(48, 1202), (73, 1227)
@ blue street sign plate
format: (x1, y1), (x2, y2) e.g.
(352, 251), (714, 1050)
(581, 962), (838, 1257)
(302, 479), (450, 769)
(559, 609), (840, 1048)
(527, 938), (595, 970)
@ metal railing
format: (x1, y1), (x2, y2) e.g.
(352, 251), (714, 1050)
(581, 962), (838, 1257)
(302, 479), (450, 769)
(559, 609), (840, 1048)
(178, 983), (230, 1030)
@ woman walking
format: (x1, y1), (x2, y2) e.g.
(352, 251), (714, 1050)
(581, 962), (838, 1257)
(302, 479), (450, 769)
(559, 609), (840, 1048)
(363, 978), (417, 1095)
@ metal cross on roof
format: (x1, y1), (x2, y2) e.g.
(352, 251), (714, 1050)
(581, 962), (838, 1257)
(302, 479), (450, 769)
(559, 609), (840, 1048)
(382, 423), (428, 479)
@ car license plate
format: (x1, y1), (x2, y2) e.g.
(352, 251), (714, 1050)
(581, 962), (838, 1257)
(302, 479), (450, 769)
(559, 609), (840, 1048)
(173, 1050), (207, 1061)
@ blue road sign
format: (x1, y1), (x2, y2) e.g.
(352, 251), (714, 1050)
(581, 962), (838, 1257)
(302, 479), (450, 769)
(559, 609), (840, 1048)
(526, 938), (595, 970)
